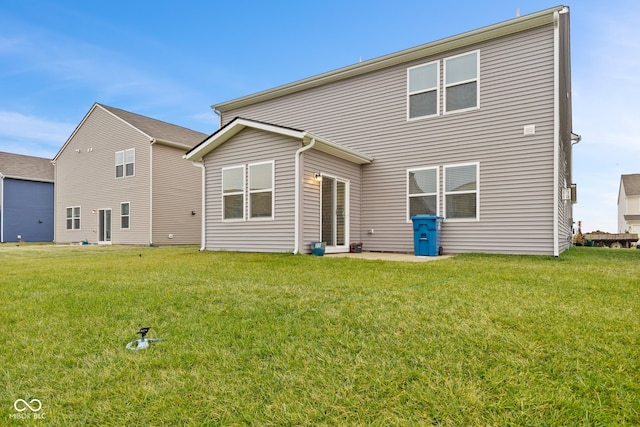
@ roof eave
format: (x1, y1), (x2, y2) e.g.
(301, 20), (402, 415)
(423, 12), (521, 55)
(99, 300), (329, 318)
(214, 5), (564, 112)
(184, 118), (373, 165)
(304, 133), (373, 165)
(0, 175), (54, 183)
(150, 138), (194, 151)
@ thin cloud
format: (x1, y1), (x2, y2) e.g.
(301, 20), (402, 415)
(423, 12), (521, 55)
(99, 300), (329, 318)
(0, 111), (74, 158)
(0, 16), (205, 112)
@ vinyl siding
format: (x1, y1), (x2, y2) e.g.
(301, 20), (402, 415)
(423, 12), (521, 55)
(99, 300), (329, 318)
(151, 143), (201, 245)
(618, 185), (626, 233)
(2, 178), (54, 242)
(301, 150), (362, 253)
(219, 24), (560, 254)
(557, 10), (574, 253)
(202, 128), (296, 252)
(54, 107), (151, 244)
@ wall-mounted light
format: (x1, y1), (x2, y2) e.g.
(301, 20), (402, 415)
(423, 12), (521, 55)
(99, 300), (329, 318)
(191, 210), (197, 215)
(313, 172), (323, 182)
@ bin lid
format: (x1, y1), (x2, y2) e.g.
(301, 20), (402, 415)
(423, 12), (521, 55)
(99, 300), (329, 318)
(411, 214), (443, 221)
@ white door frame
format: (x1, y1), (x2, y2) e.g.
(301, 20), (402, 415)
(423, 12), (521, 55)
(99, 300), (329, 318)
(320, 174), (349, 253)
(97, 208), (112, 244)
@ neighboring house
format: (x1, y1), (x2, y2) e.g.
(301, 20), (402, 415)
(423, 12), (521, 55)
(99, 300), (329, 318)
(0, 152), (54, 242)
(618, 174), (640, 234)
(53, 103), (207, 245)
(186, 6), (578, 256)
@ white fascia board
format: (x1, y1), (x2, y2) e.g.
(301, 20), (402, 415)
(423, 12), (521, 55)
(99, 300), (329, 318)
(184, 118), (305, 161)
(185, 118), (373, 165)
(305, 133), (373, 165)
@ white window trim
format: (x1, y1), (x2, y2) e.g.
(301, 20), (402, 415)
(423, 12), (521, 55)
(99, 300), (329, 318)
(221, 165), (246, 222)
(66, 206), (81, 230)
(406, 167), (439, 222)
(443, 162), (480, 222)
(406, 60), (440, 121)
(125, 148), (135, 177)
(443, 50), (480, 115)
(120, 202), (130, 230)
(115, 148), (136, 178)
(115, 150), (124, 179)
(248, 160), (275, 221)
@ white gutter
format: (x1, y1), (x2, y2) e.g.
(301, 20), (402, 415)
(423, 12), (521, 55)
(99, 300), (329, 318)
(552, 8), (563, 257)
(293, 136), (316, 254)
(0, 172), (4, 243)
(192, 161), (206, 251)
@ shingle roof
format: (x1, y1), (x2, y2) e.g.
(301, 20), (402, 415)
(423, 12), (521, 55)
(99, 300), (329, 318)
(621, 174), (640, 196)
(0, 151), (54, 182)
(98, 104), (208, 148)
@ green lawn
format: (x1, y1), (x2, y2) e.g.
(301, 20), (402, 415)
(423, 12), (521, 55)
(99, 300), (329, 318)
(1, 244), (638, 425)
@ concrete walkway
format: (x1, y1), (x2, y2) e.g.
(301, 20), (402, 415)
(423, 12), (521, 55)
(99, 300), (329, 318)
(324, 251), (454, 262)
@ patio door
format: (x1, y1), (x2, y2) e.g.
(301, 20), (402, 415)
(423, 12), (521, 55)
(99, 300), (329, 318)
(321, 176), (349, 253)
(98, 209), (112, 244)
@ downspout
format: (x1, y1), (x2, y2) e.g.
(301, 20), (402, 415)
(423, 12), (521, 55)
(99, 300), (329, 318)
(192, 161), (206, 251)
(0, 172), (4, 243)
(552, 9), (561, 257)
(293, 136), (316, 254)
(149, 142), (154, 245)
(213, 108), (222, 129)
(51, 161), (56, 243)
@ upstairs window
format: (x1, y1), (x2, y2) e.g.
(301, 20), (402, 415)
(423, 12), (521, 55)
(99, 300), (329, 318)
(444, 163), (479, 220)
(444, 51), (479, 113)
(66, 206), (81, 230)
(222, 165), (245, 220)
(407, 167), (438, 219)
(249, 161), (274, 219)
(116, 149), (135, 178)
(115, 151), (124, 178)
(407, 61), (439, 119)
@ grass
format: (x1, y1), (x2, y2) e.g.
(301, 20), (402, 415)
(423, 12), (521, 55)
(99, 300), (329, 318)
(0, 244), (639, 425)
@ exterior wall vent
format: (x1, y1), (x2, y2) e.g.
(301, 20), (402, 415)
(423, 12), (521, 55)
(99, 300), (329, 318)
(523, 125), (536, 136)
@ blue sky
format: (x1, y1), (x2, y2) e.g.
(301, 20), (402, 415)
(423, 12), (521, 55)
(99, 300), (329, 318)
(1, 1), (639, 233)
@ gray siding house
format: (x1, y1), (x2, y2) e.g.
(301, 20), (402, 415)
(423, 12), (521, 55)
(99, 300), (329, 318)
(618, 174), (640, 234)
(54, 103), (207, 245)
(186, 6), (578, 256)
(0, 152), (54, 243)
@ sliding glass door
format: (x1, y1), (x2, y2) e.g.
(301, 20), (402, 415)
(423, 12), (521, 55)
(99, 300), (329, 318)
(321, 176), (348, 252)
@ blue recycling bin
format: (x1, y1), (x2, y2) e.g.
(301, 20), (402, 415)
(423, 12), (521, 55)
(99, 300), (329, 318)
(411, 215), (443, 256)
(311, 241), (326, 256)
